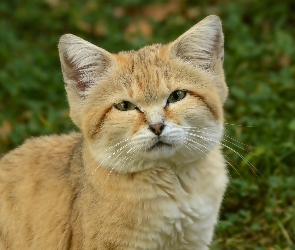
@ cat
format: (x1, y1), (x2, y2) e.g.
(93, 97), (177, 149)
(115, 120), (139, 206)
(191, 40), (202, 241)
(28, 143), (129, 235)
(0, 15), (228, 250)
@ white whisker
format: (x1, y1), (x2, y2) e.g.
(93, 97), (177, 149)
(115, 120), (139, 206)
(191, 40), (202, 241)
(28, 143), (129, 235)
(186, 132), (261, 178)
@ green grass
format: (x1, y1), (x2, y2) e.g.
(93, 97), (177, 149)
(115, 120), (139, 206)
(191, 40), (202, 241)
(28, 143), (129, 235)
(0, 0), (294, 249)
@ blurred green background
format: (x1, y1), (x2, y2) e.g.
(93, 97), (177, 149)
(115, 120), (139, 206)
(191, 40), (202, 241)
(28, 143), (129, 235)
(0, 0), (294, 249)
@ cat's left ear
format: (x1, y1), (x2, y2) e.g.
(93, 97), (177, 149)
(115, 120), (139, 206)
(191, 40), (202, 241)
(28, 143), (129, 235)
(169, 15), (224, 71)
(169, 15), (227, 102)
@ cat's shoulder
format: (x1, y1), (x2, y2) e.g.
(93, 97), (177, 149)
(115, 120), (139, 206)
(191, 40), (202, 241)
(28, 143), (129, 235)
(0, 132), (83, 175)
(20, 131), (82, 153)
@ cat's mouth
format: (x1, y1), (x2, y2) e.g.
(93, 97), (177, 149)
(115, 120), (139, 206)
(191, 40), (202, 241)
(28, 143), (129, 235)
(149, 141), (172, 151)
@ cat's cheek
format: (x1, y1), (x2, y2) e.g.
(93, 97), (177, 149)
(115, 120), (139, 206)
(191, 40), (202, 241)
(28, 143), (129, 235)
(131, 113), (147, 135)
(188, 90), (223, 122)
(183, 108), (214, 128)
(164, 107), (183, 126)
(82, 106), (112, 140)
(106, 109), (148, 137)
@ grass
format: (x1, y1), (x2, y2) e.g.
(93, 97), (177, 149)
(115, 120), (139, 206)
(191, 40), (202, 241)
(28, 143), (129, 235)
(0, 0), (294, 249)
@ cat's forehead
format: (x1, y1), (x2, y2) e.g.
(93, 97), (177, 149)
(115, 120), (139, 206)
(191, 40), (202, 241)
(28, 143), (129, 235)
(114, 46), (211, 106)
(115, 45), (177, 105)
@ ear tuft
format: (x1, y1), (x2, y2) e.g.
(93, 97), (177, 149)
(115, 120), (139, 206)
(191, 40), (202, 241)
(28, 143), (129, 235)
(58, 34), (114, 95)
(170, 15), (224, 72)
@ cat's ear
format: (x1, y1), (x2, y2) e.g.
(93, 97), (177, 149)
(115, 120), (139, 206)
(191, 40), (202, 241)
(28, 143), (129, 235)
(58, 34), (115, 127)
(169, 15), (224, 73)
(58, 34), (114, 95)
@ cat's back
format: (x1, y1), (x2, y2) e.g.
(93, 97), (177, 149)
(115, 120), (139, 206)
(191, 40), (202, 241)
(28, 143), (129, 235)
(0, 132), (82, 249)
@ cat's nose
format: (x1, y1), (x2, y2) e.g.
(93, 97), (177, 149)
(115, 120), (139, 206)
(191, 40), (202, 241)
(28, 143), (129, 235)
(149, 123), (165, 136)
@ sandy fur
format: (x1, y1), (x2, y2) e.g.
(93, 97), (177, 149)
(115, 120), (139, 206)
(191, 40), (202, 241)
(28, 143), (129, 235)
(0, 134), (226, 249)
(0, 15), (228, 249)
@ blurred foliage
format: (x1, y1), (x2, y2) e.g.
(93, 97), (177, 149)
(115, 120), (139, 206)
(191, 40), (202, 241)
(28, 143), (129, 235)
(0, 0), (294, 249)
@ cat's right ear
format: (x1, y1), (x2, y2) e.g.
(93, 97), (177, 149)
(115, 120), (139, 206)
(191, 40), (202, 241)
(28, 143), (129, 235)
(58, 34), (114, 127)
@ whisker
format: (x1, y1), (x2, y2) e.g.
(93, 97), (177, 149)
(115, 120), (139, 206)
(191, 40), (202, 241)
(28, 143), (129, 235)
(186, 133), (262, 178)
(185, 141), (208, 160)
(224, 155), (243, 179)
(105, 138), (131, 152)
(186, 126), (253, 150)
(187, 127), (254, 155)
(225, 122), (255, 128)
(116, 146), (141, 178)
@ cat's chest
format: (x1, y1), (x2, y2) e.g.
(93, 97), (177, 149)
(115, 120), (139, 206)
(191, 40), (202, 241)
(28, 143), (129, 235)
(143, 195), (203, 250)
(81, 162), (225, 250)
(128, 168), (217, 250)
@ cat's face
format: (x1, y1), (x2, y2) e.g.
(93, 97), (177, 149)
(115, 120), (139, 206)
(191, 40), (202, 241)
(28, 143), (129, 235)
(58, 15), (228, 173)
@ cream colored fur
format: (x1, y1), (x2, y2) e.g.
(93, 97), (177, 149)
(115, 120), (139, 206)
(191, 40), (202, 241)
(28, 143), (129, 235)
(0, 15), (228, 249)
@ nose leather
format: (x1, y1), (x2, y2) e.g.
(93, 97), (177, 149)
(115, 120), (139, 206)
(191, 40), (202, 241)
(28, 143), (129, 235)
(149, 123), (165, 135)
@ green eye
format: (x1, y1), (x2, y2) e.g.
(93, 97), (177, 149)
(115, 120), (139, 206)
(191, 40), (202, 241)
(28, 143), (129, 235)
(114, 101), (136, 111)
(167, 90), (187, 103)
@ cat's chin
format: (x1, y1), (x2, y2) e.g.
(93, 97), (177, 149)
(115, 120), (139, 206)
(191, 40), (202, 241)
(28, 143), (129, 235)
(149, 141), (171, 150)
(144, 142), (175, 159)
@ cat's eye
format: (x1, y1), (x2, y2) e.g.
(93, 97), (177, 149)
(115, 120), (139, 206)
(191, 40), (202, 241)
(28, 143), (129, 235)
(114, 101), (137, 111)
(167, 90), (187, 104)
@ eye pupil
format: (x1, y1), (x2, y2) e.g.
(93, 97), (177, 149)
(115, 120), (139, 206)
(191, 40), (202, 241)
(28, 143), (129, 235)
(173, 91), (181, 100)
(123, 101), (128, 109)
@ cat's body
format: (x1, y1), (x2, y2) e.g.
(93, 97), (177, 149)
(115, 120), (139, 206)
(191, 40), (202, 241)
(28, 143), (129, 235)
(0, 16), (228, 249)
(0, 133), (226, 249)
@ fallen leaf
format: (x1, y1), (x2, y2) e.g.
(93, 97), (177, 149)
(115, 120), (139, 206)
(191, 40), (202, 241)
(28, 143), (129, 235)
(185, 7), (201, 20)
(279, 54), (291, 67)
(138, 20), (153, 38)
(76, 20), (92, 33)
(0, 120), (12, 144)
(113, 7), (125, 18)
(141, 0), (182, 22)
(94, 22), (107, 37)
(125, 20), (153, 42)
(44, 0), (61, 8)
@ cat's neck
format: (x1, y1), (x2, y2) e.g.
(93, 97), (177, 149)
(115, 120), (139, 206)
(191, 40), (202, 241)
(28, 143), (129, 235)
(81, 139), (223, 196)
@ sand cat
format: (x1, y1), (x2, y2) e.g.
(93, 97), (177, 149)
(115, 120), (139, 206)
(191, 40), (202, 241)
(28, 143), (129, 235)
(0, 15), (228, 249)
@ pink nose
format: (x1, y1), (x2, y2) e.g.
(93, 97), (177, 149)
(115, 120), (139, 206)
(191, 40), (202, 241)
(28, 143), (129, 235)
(149, 123), (165, 135)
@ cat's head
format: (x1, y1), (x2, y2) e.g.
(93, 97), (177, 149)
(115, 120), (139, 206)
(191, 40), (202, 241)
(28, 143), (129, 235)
(58, 15), (228, 173)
